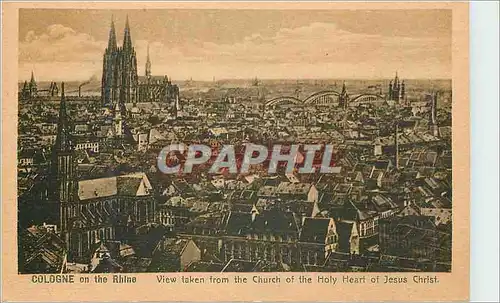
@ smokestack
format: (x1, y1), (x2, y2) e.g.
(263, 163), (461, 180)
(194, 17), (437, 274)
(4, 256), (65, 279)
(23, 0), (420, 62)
(431, 92), (440, 137)
(78, 82), (89, 97)
(78, 78), (92, 98)
(431, 92), (437, 124)
(395, 123), (399, 170)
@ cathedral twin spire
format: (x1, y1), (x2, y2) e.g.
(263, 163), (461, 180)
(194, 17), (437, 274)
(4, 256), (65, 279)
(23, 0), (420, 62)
(102, 15), (177, 107)
(107, 15), (133, 51)
(107, 18), (117, 51)
(102, 15), (139, 106)
(123, 16), (133, 50)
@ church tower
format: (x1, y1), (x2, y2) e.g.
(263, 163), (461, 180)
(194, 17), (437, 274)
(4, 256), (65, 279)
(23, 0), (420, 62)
(101, 16), (138, 107)
(120, 16), (138, 104)
(400, 80), (406, 103)
(145, 43), (151, 78)
(388, 72), (406, 103)
(339, 81), (349, 110)
(29, 71), (37, 96)
(50, 83), (76, 234)
(101, 18), (118, 107)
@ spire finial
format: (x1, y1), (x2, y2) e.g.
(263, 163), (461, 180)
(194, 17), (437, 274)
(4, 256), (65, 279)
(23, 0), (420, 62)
(55, 82), (71, 152)
(107, 15), (117, 50)
(123, 15), (132, 49)
(145, 42), (152, 77)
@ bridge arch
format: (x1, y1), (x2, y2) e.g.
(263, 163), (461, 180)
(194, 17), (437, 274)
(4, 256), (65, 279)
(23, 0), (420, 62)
(303, 90), (341, 105)
(265, 96), (303, 107)
(349, 94), (386, 105)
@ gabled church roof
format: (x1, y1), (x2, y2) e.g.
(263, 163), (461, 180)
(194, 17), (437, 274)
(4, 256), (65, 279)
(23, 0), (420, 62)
(78, 172), (152, 200)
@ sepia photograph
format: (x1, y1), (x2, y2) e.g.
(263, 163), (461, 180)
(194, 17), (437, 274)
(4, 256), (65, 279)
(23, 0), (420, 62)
(16, 7), (455, 274)
(2, 2), (472, 302)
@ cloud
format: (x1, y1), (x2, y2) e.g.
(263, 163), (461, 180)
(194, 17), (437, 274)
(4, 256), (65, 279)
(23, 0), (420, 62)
(20, 24), (105, 63)
(192, 22), (450, 67)
(19, 22), (451, 81)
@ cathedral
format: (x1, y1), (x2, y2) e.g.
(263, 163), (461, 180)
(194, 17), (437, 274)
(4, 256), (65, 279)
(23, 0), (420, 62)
(101, 17), (180, 107)
(388, 72), (405, 102)
(19, 71), (60, 100)
(20, 72), (38, 99)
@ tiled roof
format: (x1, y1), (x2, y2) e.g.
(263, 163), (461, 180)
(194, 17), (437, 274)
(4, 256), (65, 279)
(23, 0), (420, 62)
(224, 209), (298, 236)
(277, 182), (312, 195)
(78, 177), (117, 200)
(299, 217), (331, 243)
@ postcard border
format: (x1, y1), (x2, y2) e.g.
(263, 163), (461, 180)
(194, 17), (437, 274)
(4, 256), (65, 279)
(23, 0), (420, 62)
(2, 2), (469, 302)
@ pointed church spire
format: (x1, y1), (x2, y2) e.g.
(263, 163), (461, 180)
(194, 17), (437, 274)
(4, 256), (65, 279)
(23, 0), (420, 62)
(340, 81), (348, 110)
(29, 71), (37, 88)
(55, 82), (71, 152)
(145, 43), (151, 77)
(123, 15), (132, 50)
(28, 71), (37, 97)
(107, 16), (117, 50)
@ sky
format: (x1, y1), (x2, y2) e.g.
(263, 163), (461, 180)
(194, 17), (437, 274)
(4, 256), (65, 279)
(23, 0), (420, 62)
(18, 9), (452, 82)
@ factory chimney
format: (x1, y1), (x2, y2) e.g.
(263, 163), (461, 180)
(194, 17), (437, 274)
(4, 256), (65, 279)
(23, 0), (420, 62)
(78, 77), (93, 98)
(431, 92), (440, 137)
(394, 123), (399, 170)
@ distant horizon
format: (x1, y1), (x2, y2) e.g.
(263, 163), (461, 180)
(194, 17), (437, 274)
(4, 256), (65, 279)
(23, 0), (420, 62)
(19, 9), (451, 82)
(19, 76), (453, 84)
